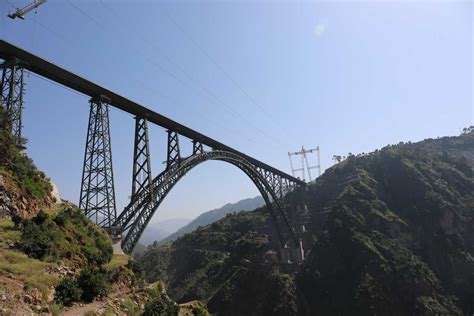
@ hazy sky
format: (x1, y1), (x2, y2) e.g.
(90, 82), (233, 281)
(1, 1), (472, 227)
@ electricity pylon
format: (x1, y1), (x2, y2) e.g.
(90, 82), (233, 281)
(288, 146), (321, 182)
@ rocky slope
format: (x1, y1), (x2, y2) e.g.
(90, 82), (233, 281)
(139, 129), (474, 315)
(0, 120), (54, 219)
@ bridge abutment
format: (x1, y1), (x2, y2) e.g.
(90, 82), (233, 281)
(111, 235), (124, 255)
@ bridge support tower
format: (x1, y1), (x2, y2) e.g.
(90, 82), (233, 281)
(1, 58), (25, 145)
(132, 117), (153, 199)
(79, 96), (117, 230)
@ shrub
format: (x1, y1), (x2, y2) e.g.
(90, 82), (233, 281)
(53, 212), (67, 226)
(55, 277), (82, 306)
(20, 220), (51, 259)
(77, 266), (110, 302)
(11, 214), (23, 227)
(143, 294), (179, 316)
(32, 210), (48, 225)
(94, 236), (113, 265)
(192, 306), (209, 316)
(127, 259), (143, 277)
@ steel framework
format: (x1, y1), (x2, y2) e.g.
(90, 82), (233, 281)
(131, 117), (153, 199)
(116, 146), (300, 254)
(79, 97), (117, 228)
(0, 40), (302, 184)
(288, 146), (321, 182)
(0, 59), (24, 143)
(166, 130), (181, 168)
(0, 40), (306, 261)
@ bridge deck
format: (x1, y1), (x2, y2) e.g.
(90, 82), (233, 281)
(0, 39), (303, 184)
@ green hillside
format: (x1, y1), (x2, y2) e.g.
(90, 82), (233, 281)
(140, 130), (474, 315)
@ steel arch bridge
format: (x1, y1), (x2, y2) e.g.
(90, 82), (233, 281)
(116, 149), (300, 253)
(0, 40), (306, 261)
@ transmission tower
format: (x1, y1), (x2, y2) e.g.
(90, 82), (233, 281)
(288, 146), (321, 182)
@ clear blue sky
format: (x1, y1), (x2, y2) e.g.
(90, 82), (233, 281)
(1, 1), (472, 225)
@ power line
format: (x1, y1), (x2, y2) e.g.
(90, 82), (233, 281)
(24, 30), (252, 146)
(94, 0), (286, 148)
(164, 10), (285, 130)
(66, 0), (104, 29)
(10, 4), (250, 145)
(27, 14), (74, 45)
(2, 5), (253, 151)
(29, 71), (86, 98)
(26, 1), (285, 151)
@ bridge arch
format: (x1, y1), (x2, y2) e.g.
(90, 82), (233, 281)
(117, 150), (298, 253)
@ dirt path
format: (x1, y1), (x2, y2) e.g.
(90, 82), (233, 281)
(62, 300), (105, 316)
(61, 288), (134, 316)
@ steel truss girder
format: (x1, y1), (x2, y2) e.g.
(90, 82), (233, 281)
(131, 117), (153, 199)
(117, 150), (299, 253)
(166, 130), (181, 168)
(79, 97), (117, 228)
(1, 59), (24, 142)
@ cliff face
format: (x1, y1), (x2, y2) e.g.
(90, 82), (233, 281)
(0, 172), (55, 218)
(139, 131), (474, 316)
(0, 107), (54, 218)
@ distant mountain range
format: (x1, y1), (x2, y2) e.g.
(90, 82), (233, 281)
(147, 196), (265, 246)
(139, 218), (192, 245)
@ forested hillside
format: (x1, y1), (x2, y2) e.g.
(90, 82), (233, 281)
(156, 196), (264, 246)
(140, 129), (474, 316)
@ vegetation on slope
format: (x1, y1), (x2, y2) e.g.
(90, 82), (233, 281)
(0, 217), (58, 302)
(0, 107), (51, 200)
(297, 130), (474, 315)
(0, 111), (148, 314)
(140, 130), (474, 316)
(157, 196), (265, 246)
(139, 210), (298, 315)
(18, 208), (112, 265)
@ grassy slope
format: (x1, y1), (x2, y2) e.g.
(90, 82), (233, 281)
(0, 218), (57, 302)
(0, 206), (113, 308)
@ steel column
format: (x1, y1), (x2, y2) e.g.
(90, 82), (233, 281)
(1, 59), (24, 143)
(131, 117), (153, 199)
(79, 96), (117, 228)
(192, 140), (204, 155)
(166, 130), (181, 168)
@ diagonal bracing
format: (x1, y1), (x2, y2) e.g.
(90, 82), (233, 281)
(0, 59), (25, 144)
(79, 96), (117, 229)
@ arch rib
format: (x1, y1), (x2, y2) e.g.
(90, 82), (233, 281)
(116, 150), (299, 253)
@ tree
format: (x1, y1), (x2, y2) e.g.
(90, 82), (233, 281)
(55, 277), (82, 306)
(77, 266), (109, 302)
(143, 295), (179, 316)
